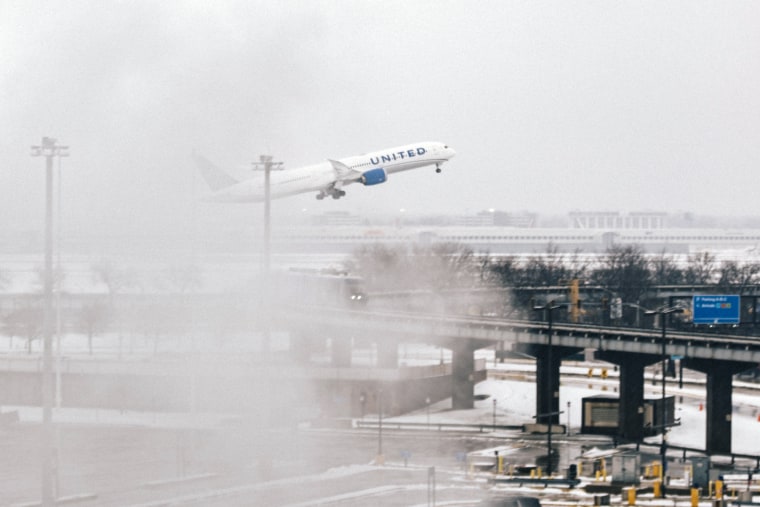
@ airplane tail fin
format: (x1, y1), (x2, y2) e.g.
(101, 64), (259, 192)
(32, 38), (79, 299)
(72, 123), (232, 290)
(193, 154), (239, 191)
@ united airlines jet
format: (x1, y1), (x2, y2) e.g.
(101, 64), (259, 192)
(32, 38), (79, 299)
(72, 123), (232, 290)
(195, 141), (455, 202)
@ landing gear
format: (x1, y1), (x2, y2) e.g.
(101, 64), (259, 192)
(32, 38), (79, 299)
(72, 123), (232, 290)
(316, 188), (346, 200)
(435, 163), (442, 173)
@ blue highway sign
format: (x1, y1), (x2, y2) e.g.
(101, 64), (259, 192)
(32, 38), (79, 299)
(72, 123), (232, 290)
(692, 295), (740, 325)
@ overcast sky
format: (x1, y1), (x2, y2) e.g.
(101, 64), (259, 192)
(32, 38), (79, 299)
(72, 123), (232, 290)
(2, 1), (760, 235)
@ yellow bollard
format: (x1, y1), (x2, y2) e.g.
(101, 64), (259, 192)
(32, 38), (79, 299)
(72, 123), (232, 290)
(709, 480), (714, 498)
(578, 462), (583, 476)
(715, 479), (724, 500)
(653, 480), (662, 498)
(595, 470), (601, 481)
(537, 467), (542, 478)
(530, 468), (536, 478)
(627, 487), (636, 506)
(691, 487), (700, 507)
(498, 455), (504, 474)
(644, 465), (651, 478)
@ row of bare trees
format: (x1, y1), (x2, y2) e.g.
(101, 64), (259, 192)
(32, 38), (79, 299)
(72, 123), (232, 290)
(349, 242), (760, 293)
(0, 260), (204, 354)
(347, 242), (760, 322)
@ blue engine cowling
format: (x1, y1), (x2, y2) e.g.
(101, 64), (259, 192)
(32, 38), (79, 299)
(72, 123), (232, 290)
(361, 168), (387, 186)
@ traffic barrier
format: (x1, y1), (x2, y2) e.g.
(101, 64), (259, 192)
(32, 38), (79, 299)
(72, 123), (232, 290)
(691, 487), (700, 507)
(715, 478), (724, 499)
(626, 486), (636, 506)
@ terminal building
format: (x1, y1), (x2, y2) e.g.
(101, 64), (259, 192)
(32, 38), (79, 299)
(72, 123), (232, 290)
(569, 211), (668, 230)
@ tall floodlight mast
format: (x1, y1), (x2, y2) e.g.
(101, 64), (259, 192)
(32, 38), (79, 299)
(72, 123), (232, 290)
(30, 136), (68, 506)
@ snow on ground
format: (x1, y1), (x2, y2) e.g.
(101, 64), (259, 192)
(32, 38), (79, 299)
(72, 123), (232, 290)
(1, 331), (759, 456)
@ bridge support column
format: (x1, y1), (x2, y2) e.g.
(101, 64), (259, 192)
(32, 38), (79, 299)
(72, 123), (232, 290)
(330, 336), (352, 368)
(535, 349), (561, 424)
(682, 359), (754, 455)
(452, 340), (476, 410)
(706, 368), (733, 455)
(598, 352), (658, 442)
(376, 338), (398, 368)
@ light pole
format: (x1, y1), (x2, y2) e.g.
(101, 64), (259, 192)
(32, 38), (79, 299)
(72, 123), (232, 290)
(492, 398), (497, 431)
(31, 137), (68, 507)
(534, 300), (563, 476)
(567, 401), (571, 436)
(376, 388), (384, 465)
(251, 155), (282, 354)
(644, 306), (684, 492)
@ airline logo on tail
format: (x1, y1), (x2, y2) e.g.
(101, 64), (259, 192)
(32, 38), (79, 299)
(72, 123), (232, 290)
(195, 141), (455, 202)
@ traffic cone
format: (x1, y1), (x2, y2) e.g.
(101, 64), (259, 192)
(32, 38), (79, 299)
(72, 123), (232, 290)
(699, 403), (703, 411)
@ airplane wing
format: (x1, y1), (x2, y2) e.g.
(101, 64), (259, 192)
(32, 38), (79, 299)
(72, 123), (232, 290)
(328, 159), (363, 184)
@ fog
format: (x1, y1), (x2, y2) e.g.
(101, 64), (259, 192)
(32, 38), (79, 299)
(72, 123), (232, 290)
(3, 1), (760, 504)
(3, 0), (760, 237)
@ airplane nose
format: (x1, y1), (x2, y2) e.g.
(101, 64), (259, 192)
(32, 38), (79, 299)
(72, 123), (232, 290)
(446, 146), (456, 158)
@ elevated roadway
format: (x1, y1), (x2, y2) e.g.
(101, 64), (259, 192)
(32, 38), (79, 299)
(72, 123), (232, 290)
(285, 306), (760, 455)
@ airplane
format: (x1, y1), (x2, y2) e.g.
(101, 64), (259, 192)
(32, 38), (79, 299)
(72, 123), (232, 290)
(195, 141), (455, 202)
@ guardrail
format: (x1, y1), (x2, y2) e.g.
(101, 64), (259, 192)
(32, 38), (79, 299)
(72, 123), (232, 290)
(355, 419), (533, 433)
(288, 306), (760, 363)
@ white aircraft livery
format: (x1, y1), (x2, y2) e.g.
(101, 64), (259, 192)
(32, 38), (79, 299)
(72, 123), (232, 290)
(195, 141), (456, 202)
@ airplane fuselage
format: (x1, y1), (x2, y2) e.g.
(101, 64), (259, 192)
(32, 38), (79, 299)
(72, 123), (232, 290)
(204, 141), (455, 202)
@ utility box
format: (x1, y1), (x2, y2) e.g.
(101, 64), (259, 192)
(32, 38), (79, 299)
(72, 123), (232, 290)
(611, 453), (641, 485)
(690, 456), (710, 488)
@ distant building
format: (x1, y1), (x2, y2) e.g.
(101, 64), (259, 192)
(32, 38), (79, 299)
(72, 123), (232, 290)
(569, 211), (667, 230)
(451, 210), (537, 228)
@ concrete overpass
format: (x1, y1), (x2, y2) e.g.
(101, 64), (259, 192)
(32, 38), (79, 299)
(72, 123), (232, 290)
(285, 306), (760, 455)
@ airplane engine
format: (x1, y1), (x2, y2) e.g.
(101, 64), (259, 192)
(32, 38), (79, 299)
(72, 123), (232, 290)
(360, 168), (387, 185)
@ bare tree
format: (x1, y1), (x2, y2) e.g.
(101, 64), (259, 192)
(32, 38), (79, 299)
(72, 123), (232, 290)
(348, 242), (481, 292)
(520, 244), (573, 287)
(649, 251), (684, 285)
(716, 260), (760, 294)
(91, 259), (136, 297)
(79, 300), (109, 355)
(591, 244), (651, 304)
(684, 251), (717, 285)
(33, 264), (66, 293)
(489, 255), (521, 286)
(5, 303), (43, 354)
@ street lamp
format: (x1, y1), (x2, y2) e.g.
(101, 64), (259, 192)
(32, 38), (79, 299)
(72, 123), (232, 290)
(533, 300), (563, 476)
(644, 305), (684, 492)
(31, 137), (68, 507)
(425, 396), (431, 429)
(376, 388), (384, 465)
